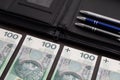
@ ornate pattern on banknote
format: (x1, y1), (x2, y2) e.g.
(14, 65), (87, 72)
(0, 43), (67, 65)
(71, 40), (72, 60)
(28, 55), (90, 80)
(11, 46), (54, 80)
(52, 46), (98, 80)
(97, 68), (120, 80)
(96, 57), (120, 80)
(53, 58), (93, 80)
(0, 40), (13, 68)
(0, 28), (22, 78)
(5, 35), (59, 80)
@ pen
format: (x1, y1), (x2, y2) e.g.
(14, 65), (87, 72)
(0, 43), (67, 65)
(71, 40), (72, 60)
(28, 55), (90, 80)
(80, 10), (120, 25)
(75, 23), (120, 41)
(77, 16), (120, 32)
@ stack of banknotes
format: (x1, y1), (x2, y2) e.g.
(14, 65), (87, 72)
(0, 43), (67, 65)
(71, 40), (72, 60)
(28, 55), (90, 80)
(0, 28), (120, 80)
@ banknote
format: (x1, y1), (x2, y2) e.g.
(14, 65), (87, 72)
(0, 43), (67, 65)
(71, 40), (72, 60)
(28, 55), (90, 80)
(96, 57), (120, 80)
(51, 46), (98, 80)
(0, 28), (22, 77)
(5, 35), (60, 80)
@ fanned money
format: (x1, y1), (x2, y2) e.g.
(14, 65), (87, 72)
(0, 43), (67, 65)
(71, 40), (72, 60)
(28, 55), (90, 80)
(0, 28), (22, 77)
(51, 46), (98, 80)
(5, 35), (60, 80)
(96, 57), (120, 80)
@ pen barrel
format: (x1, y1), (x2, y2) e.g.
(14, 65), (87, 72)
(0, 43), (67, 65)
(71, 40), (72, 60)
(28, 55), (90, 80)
(96, 28), (120, 38)
(86, 18), (120, 32)
(82, 24), (97, 32)
(84, 24), (120, 38)
(80, 10), (120, 25)
(75, 23), (120, 40)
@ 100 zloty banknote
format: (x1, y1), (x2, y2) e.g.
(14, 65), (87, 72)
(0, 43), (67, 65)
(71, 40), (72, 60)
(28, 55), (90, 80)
(51, 46), (98, 80)
(0, 28), (22, 77)
(5, 35), (60, 80)
(96, 57), (120, 80)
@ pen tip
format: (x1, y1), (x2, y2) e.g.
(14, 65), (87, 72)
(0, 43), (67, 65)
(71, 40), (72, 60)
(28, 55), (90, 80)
(77, 16), (86, 21)
(75, 23), (79, 26)
(75, 23), (85, 27)
(80, 10), (85, 13)
(80, 10), (88, 13)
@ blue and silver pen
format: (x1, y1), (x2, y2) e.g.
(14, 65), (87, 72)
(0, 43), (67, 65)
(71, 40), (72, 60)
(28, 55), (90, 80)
(77, 16), (120, 32)
(75, 22), (120, 41)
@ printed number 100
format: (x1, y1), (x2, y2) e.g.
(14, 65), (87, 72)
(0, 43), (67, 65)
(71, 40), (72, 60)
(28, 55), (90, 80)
(80, 52), (95, 61)
(42, 42), (57, 49)
(4, 32), (19, 39)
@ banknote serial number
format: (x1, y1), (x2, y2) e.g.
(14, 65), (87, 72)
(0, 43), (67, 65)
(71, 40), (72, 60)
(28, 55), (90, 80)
(4, 32), (19, 39)
(42, 42), (57, 49)
(80, 52), (96, 61)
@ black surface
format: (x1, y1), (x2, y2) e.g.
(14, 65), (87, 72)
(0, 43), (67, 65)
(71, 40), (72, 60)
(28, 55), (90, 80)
(59, 0), (120, 48)
(0, 0), (119, 57)
(0, 0), (72, 25)
(9, 0), (71, 25)
(79, 0), (120, 21)
(26, 0), (54, 8)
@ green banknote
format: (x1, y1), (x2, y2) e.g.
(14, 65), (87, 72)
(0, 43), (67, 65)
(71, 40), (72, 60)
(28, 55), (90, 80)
(0, 28), (22, 77)
(5, 35), (60, 80)
(96, 57), (120, 80)
(51, 46), (98, 80)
